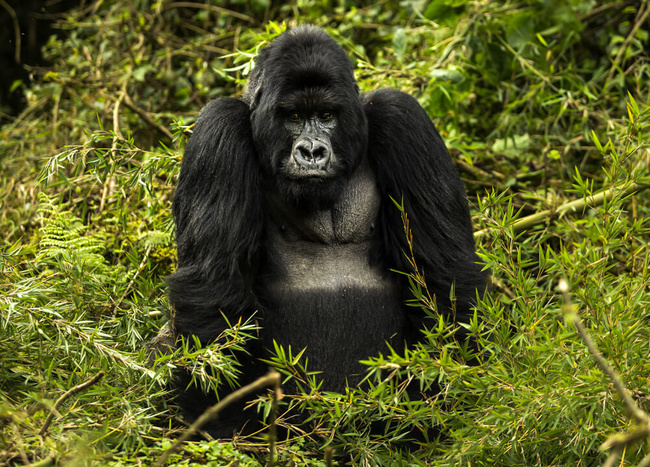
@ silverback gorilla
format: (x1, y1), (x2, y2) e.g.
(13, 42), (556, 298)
(168, 26), (487, 437)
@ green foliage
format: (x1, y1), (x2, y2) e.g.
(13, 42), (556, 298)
(112, 438), (263, 466)
(37, 192), (126, 299)
(0, 0), (649, 465)
(176, 317), (261, 398)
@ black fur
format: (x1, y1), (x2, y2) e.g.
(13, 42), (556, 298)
(168, 26), (487, 437)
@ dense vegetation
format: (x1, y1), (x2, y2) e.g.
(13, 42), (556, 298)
(1, 1), (649, 465)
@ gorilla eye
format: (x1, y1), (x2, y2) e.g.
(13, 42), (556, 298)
(289, 112), (301, 121)
(320, 112), (333, 121)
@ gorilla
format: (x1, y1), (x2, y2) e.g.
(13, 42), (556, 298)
(168, 26), (487, 437)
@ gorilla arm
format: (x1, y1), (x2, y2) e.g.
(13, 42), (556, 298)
(362, 89), (487, 337)
(168, 98), (263, 343)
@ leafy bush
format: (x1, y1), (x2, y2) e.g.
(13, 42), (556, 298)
(0, 0), (648, 465)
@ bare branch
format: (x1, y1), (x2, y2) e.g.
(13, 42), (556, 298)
(154, 371), (281, 467)
(475, 179), (649, 240)
(39, 372), (106, 437)
(605, 0), (650, 82)
(0, 0), (21, 63)
(122, 93), (174, 141)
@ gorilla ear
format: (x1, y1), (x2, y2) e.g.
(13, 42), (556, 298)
(244, 69), (265, 111)
(249, 89), (262, 111)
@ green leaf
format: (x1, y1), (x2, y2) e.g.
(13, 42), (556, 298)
(393, 28), (406, 63)
(9, 79), (23, 93)
(133, 64), (156, 82)
(430, 68), (465, 84)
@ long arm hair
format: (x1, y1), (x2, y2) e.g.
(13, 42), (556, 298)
(363, 89), (487, 332)
(168, 97), (263, 343)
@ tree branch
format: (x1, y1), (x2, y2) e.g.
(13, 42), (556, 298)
(154, 371), (281, 467)
(0, 0), (21, 64)
(122, 93), (174, 141)
(475, 179), (649, 240)
(39, 372), (105, 437)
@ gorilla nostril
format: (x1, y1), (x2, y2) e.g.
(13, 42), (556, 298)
(312, 143), (329, 161)
(296, 145), (312, 161)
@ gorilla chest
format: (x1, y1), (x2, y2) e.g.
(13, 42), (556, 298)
(261, 160), (390, 292)
(258, 165), (404, 389)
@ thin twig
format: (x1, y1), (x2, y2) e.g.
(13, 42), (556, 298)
(38, 371), (105, 437)
(0, 0), (21, 63)
(122, 93), (174, 141)
(559, 280), (649, 424)
(113, 82), (127, 140)
(112, 244), (152, 316)
(154, 371), (281, 467)
(455, 158), (505, 181)
(100, 82), (127, 213)
(559, 280), (650, 457)
(605, 0), (650, 83)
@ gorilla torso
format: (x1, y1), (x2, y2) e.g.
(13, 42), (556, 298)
(259, 158), (404, 390)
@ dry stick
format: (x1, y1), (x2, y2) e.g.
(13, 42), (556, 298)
(38, 371), (105, 437)
(559, 279), (650, 422)
(265, 377), (282, 467)
(154, 371), (281, 467)
(456, 159), (504, 181)
(100, 83), (127, 213)
(113, 83), (127, 140)
(606, 0), (650, 83)
(474, 180), (648, 240)
(559, 280), (650, 463)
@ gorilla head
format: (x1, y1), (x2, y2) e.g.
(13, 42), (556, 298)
(244, 26), (368, 208)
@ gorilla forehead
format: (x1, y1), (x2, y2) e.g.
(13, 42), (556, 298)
(251, 26), (357, 98)
(279, 87), (342, 112)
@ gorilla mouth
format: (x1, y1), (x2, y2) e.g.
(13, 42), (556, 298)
(285, 154), (334, 180)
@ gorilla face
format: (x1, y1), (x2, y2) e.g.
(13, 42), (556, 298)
(283, 109), (338, 179)
(246, 27), (368, 209)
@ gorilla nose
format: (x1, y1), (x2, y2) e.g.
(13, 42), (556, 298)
(293, 140), (330, 167)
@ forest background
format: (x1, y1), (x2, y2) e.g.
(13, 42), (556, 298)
(0, 0), (649, 465)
